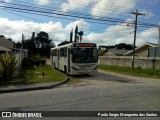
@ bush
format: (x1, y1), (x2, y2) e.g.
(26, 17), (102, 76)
(30, 55), (41, 67)
(136, 66), (142, 70)
(0, 52), (17, 81)
(22, 57), (32, 68)
(41, 60), (46, 65)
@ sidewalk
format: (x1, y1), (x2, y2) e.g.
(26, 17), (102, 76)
(0, 78), (69, 94)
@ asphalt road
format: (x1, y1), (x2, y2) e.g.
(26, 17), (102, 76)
(0, 71), (160, 120)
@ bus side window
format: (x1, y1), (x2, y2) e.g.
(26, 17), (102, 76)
(64, 47), (67, 57)
(60, 48), (67, 57)
(53, 50), (57, 56)
(60, 48), (64, 57)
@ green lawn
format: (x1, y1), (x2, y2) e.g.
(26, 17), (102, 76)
(99, 64), (160, 79)
(0, 65), (66, 86)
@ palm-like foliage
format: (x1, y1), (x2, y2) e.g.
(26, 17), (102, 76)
(0, 52), (17, 81)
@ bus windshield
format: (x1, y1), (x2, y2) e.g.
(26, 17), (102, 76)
(72, 48), (98, 63)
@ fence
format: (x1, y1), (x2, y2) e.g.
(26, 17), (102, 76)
(99, 56), (160, 70)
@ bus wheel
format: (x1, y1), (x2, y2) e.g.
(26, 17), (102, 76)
(54, 63), (57, 69)
(64, 66), (68, 75)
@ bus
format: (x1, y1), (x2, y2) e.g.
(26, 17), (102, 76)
(50, 42), (98, 75)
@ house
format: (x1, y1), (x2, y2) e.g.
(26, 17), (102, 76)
(124, 43), (159, 57)
(0, 35), (14, 54)
(0, 46), (11, 54)
(0, 35), (14, 49)
(98, 50), (107, 56)
(103, 49), (130, 56)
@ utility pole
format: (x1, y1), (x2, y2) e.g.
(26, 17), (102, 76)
(131, 10), (145, 69)
(158, 26), (160, 47)
(21, 34), (24, 52)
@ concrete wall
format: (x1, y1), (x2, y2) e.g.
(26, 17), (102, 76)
(13, 50), (28, 70)
(100, 56), (160, 70)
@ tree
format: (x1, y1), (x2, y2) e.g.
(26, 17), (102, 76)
(14, 32), (54, 57)
(115, 43), (133, 50)
(36, 31), (50, 48)
(14, 42), (22, 49)
(36, 31), (53, 57)
(58, 41), (71, 46)
(24, 39), (36, 55)
(78, 31), (83, 42)
(74, 25), (78, 42)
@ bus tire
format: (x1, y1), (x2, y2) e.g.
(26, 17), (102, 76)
(64, 66), (68, 75)
(54, 63), (57, 69)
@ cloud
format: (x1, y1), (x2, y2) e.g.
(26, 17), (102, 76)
(4, 0), (12, 3)
(0, 0), (13, 7)
(139, 9), (153, 18)
(138, 28), (158, 44)
(0, 17), (89, 44)
(85, 22), (158, 46)
(34, 0), (50, 5)
(60, 0), (138, 17)
(91, 0), (136, 17)
(65, 19), (89, 32)
(0, 17), (158, 47)
(0, 17), (63, 42)
(61, 0), (94, 12)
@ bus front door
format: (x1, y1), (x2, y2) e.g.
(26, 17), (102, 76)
(68, 49), (71, 74)
(58, 50), (60, 69)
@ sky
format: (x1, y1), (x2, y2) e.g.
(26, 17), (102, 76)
(0, 0), (159, 46)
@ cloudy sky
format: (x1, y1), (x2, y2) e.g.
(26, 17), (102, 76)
(0, 0), (159, 46)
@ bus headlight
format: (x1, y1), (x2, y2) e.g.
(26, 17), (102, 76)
(71, 66), (79, 71)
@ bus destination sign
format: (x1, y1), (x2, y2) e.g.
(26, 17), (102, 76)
(74, 43), (96, 47)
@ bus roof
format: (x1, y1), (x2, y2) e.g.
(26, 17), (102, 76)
(51, 43), (73, 50)
(50, 42), (97, 50)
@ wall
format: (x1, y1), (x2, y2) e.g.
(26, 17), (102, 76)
(100, 56), (160, 69)
(13, 50), (28, 69)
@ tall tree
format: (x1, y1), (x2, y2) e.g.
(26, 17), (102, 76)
(36, 31), (53, 57)
(36, 31), (50, 48)
(70, 29), (73, 43)
(24, 39), (36, 55)
(58, 41), (71, 46)
(78, 31), (83, 42)
(74, 25), (78, 42)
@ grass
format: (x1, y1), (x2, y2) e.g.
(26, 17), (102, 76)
(0, 65), (66, 86)
(99, 64), (160, 79)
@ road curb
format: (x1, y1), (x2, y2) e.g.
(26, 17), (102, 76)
(99, 70), (160, 81)
(0, 77), (70, 94)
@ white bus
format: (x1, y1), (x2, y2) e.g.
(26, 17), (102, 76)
(50, 42), (98, 75)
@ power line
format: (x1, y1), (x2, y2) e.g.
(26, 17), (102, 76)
(2, 0), (159, 23)
(1, 1), (159, 28)
(1, 2), (159, 29)
(0, 1), (134, 23)
(0, 5), (136, 27)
